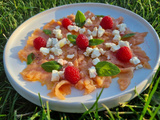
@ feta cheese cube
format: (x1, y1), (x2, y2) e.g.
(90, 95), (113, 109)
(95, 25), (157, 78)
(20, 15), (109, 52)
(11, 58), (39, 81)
(117, 23), (127, 32)
(99, 17), (103, 21)
(52, 38), (58, 46)
(110, 45), (120, 52)
(50, 47), (63, 56)
(49, 55), (54, 59)
(105, 43), (116, 48)
(67, 54), (75, 59)
(91, 16), (95, 20)
(85, 18), (93, 26)
(88, 66), (97, 78)
(112, 30), (120, 35)
(92, 27), (98, 37)
(118, 40), (130, 48)
(87, 29), (92, 35)
(68, 25), (80, 32)
(51, 70), (60, 82)
(58, 71), (64, 77)
(40, 47), (50, 55)
(88, 35), (93, 40)
(99, 48), (106, 55)
(135, 64), (143, 70)
(92, 58), (100, 65)
(79, 27), (86, 34)
(55, 26), (60, 29)
(68, 62), (74, 66)
(113, 34), (121, 41)
(57, 59), (64, 65)
(55, 38), (67, 48)
(130, 57), (141, 65)
(69, 43), (73, 47)
(91, 48), (101, 58)
(53, 29), (62, 39)
(86, 47), (93, 55)
(46, 38), (52, 47)
(98, 26), (105, 37)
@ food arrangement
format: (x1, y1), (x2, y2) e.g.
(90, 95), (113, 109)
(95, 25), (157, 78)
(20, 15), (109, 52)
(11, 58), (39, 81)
(18, 10), (151, 100)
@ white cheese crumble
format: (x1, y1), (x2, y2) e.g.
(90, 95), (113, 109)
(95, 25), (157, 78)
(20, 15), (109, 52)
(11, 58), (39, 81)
(88, 35), (93, 40)
(57, 59), (68, 65)
(110, 44), (120, 52)
(92, 58), (100, 65)
(83, 47), (93, 57)
(50, 47), (63, 56)
(91, 16), (95, 20)
(54, 38), (67, 48)
(92, 27), (98, 37)
(118, 40), (130, 48)
(51, 70), (60, 82)
(88, 66), (97, 78)
(112, 30), (120, 35)
(55, 26), (60, 29)
(105, 43), (116, 48)
(85, 18), (93, 26)
(68, 25), (80, 32)
(117, 23), (127, 32)
(49, 55), (54, 59)
(99, 48), (106, 55)
(46, 38), (52, 47)
(135, 64), (143, 70)
(68, 62), (74, 66)
(79, 27), (86, 34)
(52, 38), (58, 46)
(91, 47), (101, 58)
(87, 29), (92, 35)
(53, 29), (63, 39)
(130, 57), (141, 65)
(40, 47), (50, 55)
(67, 54), (75, 59)
(66, 32), (72, 37)
(98, 26), (105, 37)
(113, 34), (121, 41)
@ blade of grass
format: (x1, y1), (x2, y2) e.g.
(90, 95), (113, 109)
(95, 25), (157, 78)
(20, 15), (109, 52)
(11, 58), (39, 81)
(149, 104), (160, 120)
(102, 104), (115, 120)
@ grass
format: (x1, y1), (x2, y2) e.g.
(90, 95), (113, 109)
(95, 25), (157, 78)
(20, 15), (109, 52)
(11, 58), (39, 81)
(0, 0), (160, 119)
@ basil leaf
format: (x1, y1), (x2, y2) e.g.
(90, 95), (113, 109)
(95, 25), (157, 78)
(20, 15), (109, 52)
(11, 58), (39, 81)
(41, 61), (62, 72)
(43, 29), (52, 35)
(27, 53), (35, 65)
(67, 34), (77, 45)
(89, 39), (104, 46)
(121, 33), (135, 39)
(75, 10), (86, 27)
(96, 15), (105, 17)
(95, 61), (120, 76)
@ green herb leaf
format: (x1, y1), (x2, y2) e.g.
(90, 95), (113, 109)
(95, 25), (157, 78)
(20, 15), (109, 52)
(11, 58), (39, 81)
(75, 10), (86, 27)
(67, 34), (77, 45)
(96, 15), (105, 17)
(121, 33), (136, 39)
(89, 39), (104, 46)
(43, 29), (52, 35)
(41, 61), (62, 72)
(27, 53), (35, 65)
(95, 61), (120, 76)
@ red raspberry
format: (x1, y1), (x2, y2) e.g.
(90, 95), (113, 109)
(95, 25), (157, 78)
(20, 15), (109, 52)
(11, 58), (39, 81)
(64, 66), (80, 84)
(100, 16), (113, 29)
(62, 18), (72, 29)
(33, 37), (46, 50)
(116, 46), (132, 62)
(76, 34), (89, 49)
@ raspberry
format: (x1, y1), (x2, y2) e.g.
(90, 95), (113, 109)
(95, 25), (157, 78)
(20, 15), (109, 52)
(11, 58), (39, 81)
(100, 16), (113, 29)
(33, 37), (46, 50)
(76, 34), (89, 49)
(64, 66), (80, 84)
(116, 46), (132, 62)
(62, 18), (72, 29)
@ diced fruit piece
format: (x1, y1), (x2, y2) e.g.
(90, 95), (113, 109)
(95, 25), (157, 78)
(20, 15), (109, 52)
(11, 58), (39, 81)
(76, 34), (89, 49)
(62, 18), (72, 29)
(116, 46), (132, 62)
(100, 16), (113, 29)
(64, 66), (80, 84)
(33, 37), (46, 50)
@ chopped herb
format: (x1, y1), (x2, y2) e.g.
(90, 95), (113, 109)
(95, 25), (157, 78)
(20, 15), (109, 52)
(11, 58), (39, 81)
(121, 33), (136, 39)
(27, 53), (35, 65)
(95, 61), (120, 76)
(41, 61), (62, 72)
(89, 39), (104, 46)
(67, 34), (77, 44)
(43, 29), (52, 35)
(75, 10), (86, 27)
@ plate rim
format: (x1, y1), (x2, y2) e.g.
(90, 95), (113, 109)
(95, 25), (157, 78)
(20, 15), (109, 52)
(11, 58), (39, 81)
(3, 3), (160, 112)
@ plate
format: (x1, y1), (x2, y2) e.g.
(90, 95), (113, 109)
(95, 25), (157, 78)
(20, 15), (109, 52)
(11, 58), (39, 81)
(3, 3), (160, 113)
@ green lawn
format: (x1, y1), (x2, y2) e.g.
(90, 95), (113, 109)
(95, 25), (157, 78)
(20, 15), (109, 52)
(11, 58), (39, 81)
(0, 0), (160, 119)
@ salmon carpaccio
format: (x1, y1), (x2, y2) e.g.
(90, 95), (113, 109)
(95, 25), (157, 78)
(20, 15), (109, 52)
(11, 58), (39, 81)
(18, 11), (151, 100)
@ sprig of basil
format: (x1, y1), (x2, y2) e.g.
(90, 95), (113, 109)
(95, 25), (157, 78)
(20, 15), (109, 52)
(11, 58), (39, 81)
(95, 61), (120, 76)
(41, 61), (62, 72)
(27, 53), (35, 65)
(67, 34), (77, 44)
(75, 10), (86, 27)
(43, 29), (52, 35)
(89, 39), (104, 46)
(121, 33), (135, 39)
